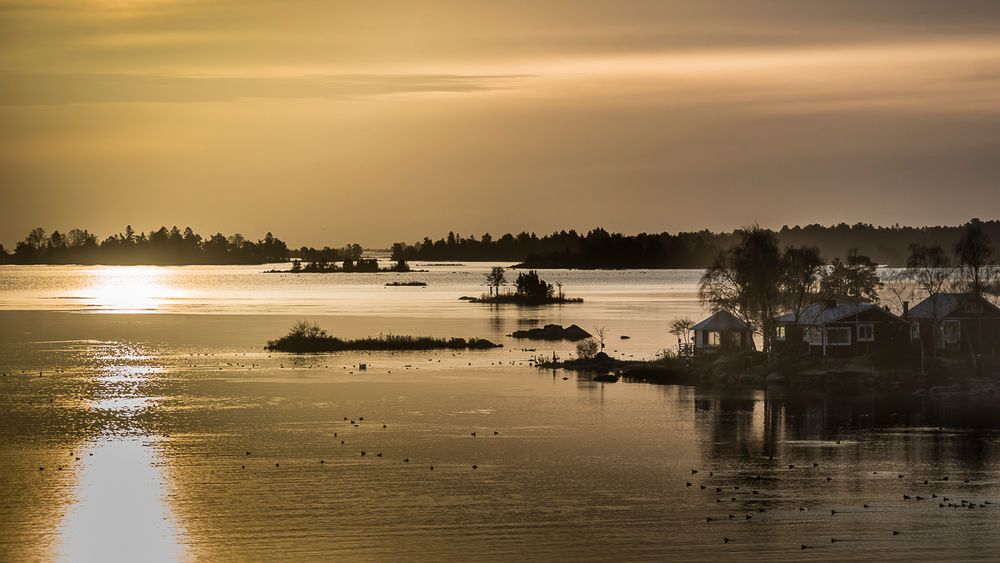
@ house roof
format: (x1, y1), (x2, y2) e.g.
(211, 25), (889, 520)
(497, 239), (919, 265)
(908, 293), (1000, 320)
(693, 310), (750, 332)
(775, 301), (905, 327)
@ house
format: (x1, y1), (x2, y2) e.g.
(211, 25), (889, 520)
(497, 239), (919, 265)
(773, 299), (912, 358)
(906, 293), (1000, 356)
(692, 310), (752, 354)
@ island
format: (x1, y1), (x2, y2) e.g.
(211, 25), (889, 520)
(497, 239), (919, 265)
(464, 268), (583, 305)
(266, 321), (502, 353)
(266, 258), (417, 274)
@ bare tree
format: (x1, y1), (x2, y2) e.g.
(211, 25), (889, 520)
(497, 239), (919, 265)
(593, 326), (608, 351)
(882, 269), (918, 316)
(906, 243), (955, 354)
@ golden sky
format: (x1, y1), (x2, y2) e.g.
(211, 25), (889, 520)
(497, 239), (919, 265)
(2, 1), (1000, 246)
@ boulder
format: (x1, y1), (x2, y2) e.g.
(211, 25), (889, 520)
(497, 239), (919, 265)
(510, 324), (592, 341)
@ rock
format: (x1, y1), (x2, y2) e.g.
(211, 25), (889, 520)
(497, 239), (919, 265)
(510, 324), (592, 341)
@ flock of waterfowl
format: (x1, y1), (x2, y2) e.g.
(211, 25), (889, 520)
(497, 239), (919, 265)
(684, 459), (997, 551)
(11, 349), (999, 557)
(236, 413), (499, 473)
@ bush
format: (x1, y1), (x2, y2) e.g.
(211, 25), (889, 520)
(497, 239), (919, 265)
(515, 270), (553, 299)
(288, 319), (327, 339)
(576, 338), (599, 359)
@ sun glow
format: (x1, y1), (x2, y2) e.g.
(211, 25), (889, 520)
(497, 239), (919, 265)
(80, 266), (184, 312)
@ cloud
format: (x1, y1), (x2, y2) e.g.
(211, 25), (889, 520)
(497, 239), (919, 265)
(0, 72), (527, 105)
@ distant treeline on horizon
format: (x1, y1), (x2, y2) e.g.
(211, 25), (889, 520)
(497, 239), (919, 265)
(390, 221), (1000, 268)
(0, 226), (363, 266)
(2, 221), (997, 267)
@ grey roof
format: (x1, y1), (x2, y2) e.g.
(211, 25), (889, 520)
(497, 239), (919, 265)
(693, 310), (750, 332)
(775, 301), (904, 327)
(908, 293), (1000, 320)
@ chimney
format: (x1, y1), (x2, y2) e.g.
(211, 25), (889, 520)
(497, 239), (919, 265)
(903, 301), (909, 319)
(825, 298), (838, 309)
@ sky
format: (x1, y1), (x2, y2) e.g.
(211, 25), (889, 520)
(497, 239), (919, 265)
(1, 0), (1000, 248)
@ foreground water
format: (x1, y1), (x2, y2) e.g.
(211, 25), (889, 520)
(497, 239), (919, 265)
(1, 264), (998, 561)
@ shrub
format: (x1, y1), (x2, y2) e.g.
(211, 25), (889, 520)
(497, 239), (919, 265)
(576, 338), (599, 359)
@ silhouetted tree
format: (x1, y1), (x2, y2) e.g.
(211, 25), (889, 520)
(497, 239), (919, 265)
(576, 338), (599, 359)
(955, 219), (998, 298)
(515, 270), (553, 299)
(699, 226), (782, 353)
(820, 248), (881, 303)
(669, 317), (695, 351)
(780, 246), (825, 322)
(485, 266), (506, 296)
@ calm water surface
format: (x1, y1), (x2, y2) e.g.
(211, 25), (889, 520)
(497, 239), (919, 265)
(1, 264), (998, 561)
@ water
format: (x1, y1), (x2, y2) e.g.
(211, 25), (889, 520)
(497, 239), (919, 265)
(1, 264), (998, 561)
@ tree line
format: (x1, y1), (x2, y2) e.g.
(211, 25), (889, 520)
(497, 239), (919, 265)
(390, 221), (1000, 268)
(4, 220), (998, 267)
(0, 226), (368, 265)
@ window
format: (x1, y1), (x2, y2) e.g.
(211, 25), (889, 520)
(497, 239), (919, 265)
(910, 323), (920, 340)
(708, 331), (721, 347)
(857, 324), (874, 342)
(776, 326), (786, 341)
(942, 320), (961, 344)
(826, 327), (851, 346)
(965, 302), (983, 314)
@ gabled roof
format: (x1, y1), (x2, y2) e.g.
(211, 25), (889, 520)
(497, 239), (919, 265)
(908, 293), (1000, 320)
(693, 310), (750, 332)
(775, 301), (905, 327)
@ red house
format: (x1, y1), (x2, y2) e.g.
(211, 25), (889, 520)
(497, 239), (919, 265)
(906, 293), (1000, 357)
(773, 299), (912, 358)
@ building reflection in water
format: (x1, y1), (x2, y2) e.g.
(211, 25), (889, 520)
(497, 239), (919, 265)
(691, 388), (1000, 470)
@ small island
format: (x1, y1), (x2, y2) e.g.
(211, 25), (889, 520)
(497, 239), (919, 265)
(266, 258), (418, 274)
(465, 268), (582, 305)
(385, 281), (428, 287)
(510, 324), (591, 341)
(266, 321), (502, 353)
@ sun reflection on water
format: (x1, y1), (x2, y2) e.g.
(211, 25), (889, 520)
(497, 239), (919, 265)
(56, 340), (185, 561)
(79, 267), (185, 313)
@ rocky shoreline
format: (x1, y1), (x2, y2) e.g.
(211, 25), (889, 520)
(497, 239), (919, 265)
(535, 350), (1000, 401)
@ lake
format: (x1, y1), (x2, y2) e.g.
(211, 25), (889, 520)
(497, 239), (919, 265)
(1, 264), (998, 561)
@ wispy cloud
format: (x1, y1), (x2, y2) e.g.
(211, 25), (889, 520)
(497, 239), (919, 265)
(0, 72), (528, 105)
